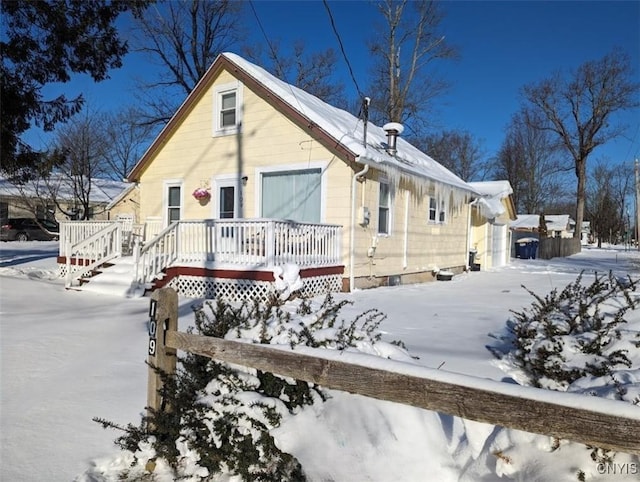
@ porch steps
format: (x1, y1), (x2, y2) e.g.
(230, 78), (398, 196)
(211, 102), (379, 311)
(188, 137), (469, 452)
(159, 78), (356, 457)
(77, 256), (145, 298)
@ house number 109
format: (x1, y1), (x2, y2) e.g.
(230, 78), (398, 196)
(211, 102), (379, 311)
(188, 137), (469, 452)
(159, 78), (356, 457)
(148, 299), (158, 356)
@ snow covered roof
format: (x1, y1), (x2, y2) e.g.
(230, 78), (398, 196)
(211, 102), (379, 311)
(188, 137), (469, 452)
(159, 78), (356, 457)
(468, 180), (512, 198)
(468, 180), (515, 219)
(0, 175), (131, 205)
(511, 214), (574, 231)
(129, 52), (477, 202)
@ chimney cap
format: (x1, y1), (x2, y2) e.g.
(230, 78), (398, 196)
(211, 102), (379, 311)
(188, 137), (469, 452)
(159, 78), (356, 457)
(382, 122), (404, 135)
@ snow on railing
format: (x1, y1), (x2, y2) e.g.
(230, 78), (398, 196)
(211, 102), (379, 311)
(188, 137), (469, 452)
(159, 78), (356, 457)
(65, 223), (122, 288)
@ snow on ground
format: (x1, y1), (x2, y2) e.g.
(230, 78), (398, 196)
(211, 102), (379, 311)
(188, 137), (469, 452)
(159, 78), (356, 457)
(1, 241), (639, 481)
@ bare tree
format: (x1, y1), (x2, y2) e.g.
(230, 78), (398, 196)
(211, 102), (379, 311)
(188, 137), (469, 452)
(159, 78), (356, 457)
(132, 0), (244, 125)
(522, 49), (639, 239)
(103, 107), (156, 180)
(243, 40), (347, 108)
(366, 0), (458, 134)
(419, 130), (486, 181)
(48, 110), (112, 219)
(494, 108), (569, 213)
(587, 161), (624, 247)
(608, 162), (634, 237)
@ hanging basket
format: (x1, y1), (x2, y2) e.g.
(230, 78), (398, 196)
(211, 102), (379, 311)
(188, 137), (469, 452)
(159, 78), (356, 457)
(192, 188), (211, 203)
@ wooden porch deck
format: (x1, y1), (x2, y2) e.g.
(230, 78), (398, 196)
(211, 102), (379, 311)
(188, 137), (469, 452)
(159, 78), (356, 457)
(58, 218), (344, 300)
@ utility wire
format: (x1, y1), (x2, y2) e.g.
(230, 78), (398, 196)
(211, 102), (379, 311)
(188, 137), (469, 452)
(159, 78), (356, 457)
(322, 0), (364, 100)
(247, 0), (309, 117)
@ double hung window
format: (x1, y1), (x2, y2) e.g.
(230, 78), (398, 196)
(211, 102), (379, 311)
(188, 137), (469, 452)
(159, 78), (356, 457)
(214, 82), (243, 135)
(378, 181), (392, 235)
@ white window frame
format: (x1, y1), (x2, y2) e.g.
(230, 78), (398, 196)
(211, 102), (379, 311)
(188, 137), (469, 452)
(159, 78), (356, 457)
(428, 197), (437, 222)
(254, 161), (328, 223)
(438, 199), (446, 223)
(213, 81), (243, 136)
(427, 196), (447, 224)
(377, 178), (394, 235)
(212, 174), (241, 219)
(163, 179), (183, 227)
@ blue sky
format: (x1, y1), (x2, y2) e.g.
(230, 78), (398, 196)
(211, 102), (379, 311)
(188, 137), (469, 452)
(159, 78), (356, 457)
(29, 0), (640, 171)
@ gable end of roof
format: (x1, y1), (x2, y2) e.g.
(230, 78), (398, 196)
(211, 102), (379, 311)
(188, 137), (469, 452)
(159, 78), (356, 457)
(127, 55), (357, 181)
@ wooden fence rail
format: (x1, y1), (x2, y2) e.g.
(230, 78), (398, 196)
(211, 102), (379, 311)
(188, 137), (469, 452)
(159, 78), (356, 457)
(146, 288), (640, 455)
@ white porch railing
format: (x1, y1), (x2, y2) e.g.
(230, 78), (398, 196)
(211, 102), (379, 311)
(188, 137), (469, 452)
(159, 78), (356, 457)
(59, 221), (114, 258)
(133, 219), (342, 287)
(64, 223), (122, 288)
(60, 219), (342, 289)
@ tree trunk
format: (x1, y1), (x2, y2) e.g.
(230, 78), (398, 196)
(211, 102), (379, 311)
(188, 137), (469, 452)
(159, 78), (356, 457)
(574, 159), (586, 240)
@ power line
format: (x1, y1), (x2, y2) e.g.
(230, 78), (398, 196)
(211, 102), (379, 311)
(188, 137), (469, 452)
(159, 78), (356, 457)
(247, 0), (309, 118)
(322, 0), (364, 99)
(247, 1), (285, 82)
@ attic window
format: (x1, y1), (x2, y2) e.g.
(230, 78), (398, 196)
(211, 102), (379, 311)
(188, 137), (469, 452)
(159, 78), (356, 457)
(220, 92), (236, 127)
(213, 81), (243, 136)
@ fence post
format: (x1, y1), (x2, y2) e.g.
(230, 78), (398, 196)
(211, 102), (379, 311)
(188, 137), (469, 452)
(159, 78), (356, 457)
(146, 287), (179, 424)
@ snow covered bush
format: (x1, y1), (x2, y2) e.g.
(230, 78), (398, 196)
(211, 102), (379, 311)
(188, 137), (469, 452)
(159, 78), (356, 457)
(90, 293), (412, 481)
(489, 271), (640, 480)
(491, 271), (639, 397)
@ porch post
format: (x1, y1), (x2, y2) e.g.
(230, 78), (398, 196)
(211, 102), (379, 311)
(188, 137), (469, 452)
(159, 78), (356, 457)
(266, 220), (275, 266)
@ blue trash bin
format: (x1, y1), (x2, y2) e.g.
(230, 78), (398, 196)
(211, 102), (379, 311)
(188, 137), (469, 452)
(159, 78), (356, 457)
(516, 238), (537, 259)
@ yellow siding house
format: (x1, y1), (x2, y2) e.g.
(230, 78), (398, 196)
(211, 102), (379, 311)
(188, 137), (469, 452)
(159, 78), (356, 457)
(125, 52), (479, 295)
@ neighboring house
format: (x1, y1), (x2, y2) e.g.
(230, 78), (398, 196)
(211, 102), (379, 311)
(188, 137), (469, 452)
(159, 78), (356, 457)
(105, 182), (140, 223)
(0, 175), (132, 222)
(510, 214), (576, 257)
(467, 181), (517, 270)
(114, 51), (478, 296)
(511, 214), (575, 239)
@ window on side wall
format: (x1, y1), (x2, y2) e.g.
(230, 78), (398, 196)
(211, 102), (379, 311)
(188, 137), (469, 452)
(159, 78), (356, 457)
(428, 197), (446, 224)
(378, 180), (392, 235)
(167, 185), (181, 224)
(428, 197), (437, 222)
(214, 82), (242, 136)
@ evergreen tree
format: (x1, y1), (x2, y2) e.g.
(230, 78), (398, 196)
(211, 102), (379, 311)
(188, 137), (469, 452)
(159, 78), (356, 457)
(0, 0), (151, 178)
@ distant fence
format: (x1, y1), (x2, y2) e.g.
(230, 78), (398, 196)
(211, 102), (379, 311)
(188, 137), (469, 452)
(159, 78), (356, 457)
(146, 288), (640, 455)
(538, 237), (582, 259)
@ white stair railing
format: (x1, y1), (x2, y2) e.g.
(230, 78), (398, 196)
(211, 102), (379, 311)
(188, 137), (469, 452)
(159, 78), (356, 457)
(133, 222), (179, 287)
(65, 223), (122, 288)
(59, 220), (115, 259)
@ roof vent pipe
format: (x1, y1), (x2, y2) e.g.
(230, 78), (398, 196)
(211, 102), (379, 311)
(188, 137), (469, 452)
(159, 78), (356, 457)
(383, 122), (404, 156)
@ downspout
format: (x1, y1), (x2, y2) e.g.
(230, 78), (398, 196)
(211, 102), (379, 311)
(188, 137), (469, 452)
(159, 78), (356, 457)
(467, 197), (480, 269)
(403, 192), (409, 269)
(350, 162), (369, 292)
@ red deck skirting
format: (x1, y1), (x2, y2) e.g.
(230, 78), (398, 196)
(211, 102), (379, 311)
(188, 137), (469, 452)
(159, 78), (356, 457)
(155, 265), (345, 289)
(59, 257), (344, 289)
(57, 256), (97, 266)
